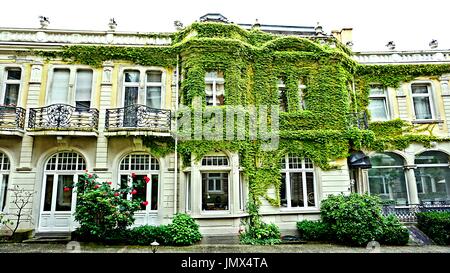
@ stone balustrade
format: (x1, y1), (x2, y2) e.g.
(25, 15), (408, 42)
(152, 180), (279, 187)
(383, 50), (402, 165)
(353, 50), (450, 64)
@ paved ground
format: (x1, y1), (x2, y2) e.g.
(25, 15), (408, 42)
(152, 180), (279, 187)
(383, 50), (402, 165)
(1, 242), (449, 253)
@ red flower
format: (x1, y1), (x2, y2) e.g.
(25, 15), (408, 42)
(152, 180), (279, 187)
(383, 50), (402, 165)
(131, 189), (137, 195)
(94, 184), (100, 189)
(114, 192), (120, 197)
(141, 201), (149, 206)
(131, 173), (136, 179)
(63, 187), (71, 192)
(107, 181), (112, 185)
(144, 176), (150, 183)
(85, 169), (88, 172)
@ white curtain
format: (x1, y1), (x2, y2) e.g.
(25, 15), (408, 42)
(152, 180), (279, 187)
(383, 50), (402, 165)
(75, 70), (93, 107)
(49, 69), (70, 104)
(413, 97), (432, 119)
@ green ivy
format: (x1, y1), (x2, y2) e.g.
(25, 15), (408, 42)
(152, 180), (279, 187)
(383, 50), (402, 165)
(25, 21), (450, 230)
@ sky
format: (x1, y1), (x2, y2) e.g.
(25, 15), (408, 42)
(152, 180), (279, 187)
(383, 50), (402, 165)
(0, 0), (448, 52)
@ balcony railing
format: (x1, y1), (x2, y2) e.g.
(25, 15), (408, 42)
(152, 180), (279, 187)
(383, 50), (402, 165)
(105, 104), (171, 132)
(0, 106), (25, 130)
(348, 112), (368, 130)
(28, 104), (99, 131)
(382, 201), (450, 222)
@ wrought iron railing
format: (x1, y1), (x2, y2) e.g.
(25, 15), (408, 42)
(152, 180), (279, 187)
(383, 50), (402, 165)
(105, 104), (171, 132)
(348, 111), (368, 129)
(28, 104), (99, 131)
(382, 201), (450, 222)
(0, 106), (25, 130)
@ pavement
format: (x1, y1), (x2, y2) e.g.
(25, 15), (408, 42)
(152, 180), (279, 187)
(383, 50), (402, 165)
(1, 242), (450, 253)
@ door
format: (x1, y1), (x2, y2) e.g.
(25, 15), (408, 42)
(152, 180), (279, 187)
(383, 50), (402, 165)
(123, 71), (139, 127)
(39, 174), (78, 232)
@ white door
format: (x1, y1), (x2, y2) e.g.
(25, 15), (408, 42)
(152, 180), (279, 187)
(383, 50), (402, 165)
(39, 173), (78, 232)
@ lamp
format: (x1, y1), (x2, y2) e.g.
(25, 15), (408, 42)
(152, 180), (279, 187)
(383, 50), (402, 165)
(151, 240), (159, 253)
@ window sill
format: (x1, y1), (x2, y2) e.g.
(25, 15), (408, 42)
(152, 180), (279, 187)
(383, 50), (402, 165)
(193, 212), (248, 219)
(278, 208), (320, 214)
(411, 119), (444, 124)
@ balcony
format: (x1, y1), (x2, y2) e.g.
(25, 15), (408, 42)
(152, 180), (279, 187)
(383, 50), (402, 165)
(0, 106), (25, 136)
(105, 104), (171, 137)
(28, 104), (99, 136)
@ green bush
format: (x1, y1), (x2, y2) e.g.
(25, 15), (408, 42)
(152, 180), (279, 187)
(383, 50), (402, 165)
(129, 225), (170, 245)
(377, 215), (410, 245)
(296, 220), (333, 241)
(320, 193), (384, 246)
(417, 211), (450, 245)
(239, 223), (281, 245)
(73, 172), (144, 241)
(166, 213), (202, 246)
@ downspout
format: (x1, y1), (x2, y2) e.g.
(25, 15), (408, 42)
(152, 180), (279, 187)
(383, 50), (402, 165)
(173, 54), (179, 216)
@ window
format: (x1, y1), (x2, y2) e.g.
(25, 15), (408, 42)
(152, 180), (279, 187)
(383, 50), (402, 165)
(201, 155), (230, 211)
(277, 79), (287, 111)
(299, 79), (306, 110)
(75, 70), (93, 109)
(185, 173), (191, 212)
(119, 154), (159, 211)
(414, 151), (450, 203)
(47, 68), (93, 107)
(280, 155), (316, 208)
(205, 71), (224, 106)
(1, 68), (21, 106)
(122, 69), (164, 108)
(411, 83), (434, 120)
(368, 153), (408, 205)
(368, 85), (389, 121)
(0, 152), (10, 211)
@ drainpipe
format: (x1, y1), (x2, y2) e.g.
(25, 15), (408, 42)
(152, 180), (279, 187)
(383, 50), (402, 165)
(173, 54), (179, 216)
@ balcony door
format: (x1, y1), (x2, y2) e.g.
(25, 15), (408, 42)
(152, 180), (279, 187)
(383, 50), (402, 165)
(39, 152), (86, 232)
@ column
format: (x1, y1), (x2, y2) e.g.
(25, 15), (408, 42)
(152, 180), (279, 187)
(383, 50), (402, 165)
(17, 63), (43, 171)
(439, 76), (450, 136)
(93, 62), (113, 173)
(404, 165), (419, 205)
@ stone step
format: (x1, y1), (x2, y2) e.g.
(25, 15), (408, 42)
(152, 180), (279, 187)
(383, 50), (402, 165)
(201, 235), (240, 245)
(23, 232), (71, 243)
(406, 225), (434, 246)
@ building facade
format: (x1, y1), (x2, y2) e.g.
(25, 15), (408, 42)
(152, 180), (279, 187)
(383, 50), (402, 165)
(0, 14), (449, 236)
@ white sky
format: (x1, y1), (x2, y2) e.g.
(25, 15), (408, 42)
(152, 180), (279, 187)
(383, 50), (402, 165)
(0, 0), (448, 52)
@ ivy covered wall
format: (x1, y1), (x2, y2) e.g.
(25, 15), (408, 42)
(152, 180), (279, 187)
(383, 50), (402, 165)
(31, 22), (450, 207)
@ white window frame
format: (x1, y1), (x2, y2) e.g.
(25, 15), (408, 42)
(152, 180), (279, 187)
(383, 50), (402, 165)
(199, 154), (231, 213)
(118, 153), (160, 212)
(120, 66), (166, 109)
(299, 80), (306, 110)
(368, 84), (390, 121)
(205, 71), (225, 106)
(410, 82), (436, 121)
(45, 65), (96, 107)
(280, 155), (317, 210)
(40, 152), (86, 215)
(0, 152), (11, 212)
(0, 65), (23, 107)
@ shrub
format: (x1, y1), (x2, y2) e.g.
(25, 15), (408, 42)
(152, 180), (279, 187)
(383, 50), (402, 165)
(239, 223), (282, 245)
(417, 211), (450, 245)
(239, 200), (282, 245)
(320, 193), (384, 246)
(129, 225), (170, 245)
(296, 220), (333, 241)
(166, 213), (202, 246)
(73, 172), (145, 241)
(377, 215), (409, 245)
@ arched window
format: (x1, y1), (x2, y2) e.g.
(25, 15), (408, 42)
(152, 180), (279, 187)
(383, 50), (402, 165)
(201, 155), (230, 211)
(414, 151), (450, 203)
(368, 153), (408, 205)
(119, 153), (159, 211)
(280, 155), (316, 208)
(0, 152), (11, 211)
(42, 152), (86, 213)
